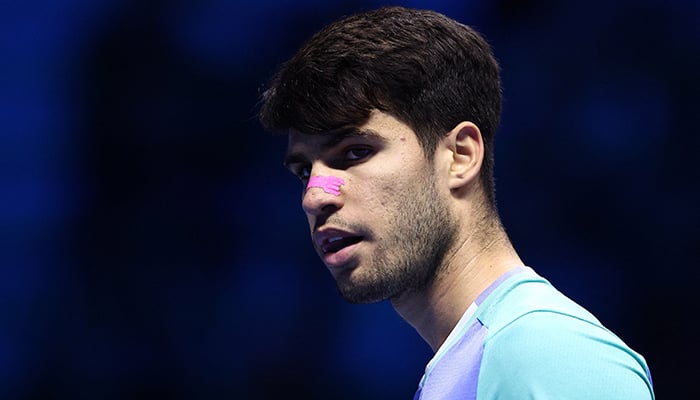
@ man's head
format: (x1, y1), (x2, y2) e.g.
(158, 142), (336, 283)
(260, 6), (502, 207)
(260, 7), (503, 303)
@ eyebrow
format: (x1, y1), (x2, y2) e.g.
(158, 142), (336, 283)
(283, 127), (385, 168)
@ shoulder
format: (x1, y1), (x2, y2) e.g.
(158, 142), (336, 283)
(475, 279), (654, 399)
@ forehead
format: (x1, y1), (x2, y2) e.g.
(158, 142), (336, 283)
(286, 110), (417, 154)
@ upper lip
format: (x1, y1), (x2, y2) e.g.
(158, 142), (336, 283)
(314, 228), (362, 254)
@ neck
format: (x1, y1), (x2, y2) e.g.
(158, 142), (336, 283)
(390, 225), (523, 352)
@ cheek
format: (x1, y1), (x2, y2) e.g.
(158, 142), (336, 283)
(354, 173), (411, 212)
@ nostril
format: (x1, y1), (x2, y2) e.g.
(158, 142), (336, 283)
(321, 203), (339, 212)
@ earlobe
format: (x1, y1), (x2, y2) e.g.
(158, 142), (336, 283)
(447, 122), (483, 191)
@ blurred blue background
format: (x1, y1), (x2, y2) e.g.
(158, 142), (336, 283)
(1, 0), (698, 398)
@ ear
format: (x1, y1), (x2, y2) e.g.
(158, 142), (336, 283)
(446, 121), (484, 191)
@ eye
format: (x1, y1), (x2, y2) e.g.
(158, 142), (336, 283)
(345, 147), (373, 161)
(286, 163), (311, 182)
(297, 165), (311, 181)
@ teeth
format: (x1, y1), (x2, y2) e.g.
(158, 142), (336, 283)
(322, 236), (345, 254)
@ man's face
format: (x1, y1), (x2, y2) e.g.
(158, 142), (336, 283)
(284, 111), (457, 303)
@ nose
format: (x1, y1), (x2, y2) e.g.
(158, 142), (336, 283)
(302, 173), (345, 217)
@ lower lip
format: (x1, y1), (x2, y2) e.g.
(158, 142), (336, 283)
(322, 241), (362, 268)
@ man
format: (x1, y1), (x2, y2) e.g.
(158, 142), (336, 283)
(259, 6), (654, 399)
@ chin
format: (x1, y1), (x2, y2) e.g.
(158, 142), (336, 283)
(336, 276), (397, 304)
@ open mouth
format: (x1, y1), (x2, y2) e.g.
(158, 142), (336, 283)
(322, 236), (363, 254)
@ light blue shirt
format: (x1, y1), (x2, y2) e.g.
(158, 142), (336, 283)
(414, 267), (654, 399)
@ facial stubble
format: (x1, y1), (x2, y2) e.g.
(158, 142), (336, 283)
(336, 172), (458, 304)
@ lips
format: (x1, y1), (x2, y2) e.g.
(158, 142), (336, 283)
(315, 229), (363, 255)
(323, 236), (363, 254)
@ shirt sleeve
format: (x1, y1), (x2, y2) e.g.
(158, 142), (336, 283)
(476, 310), (654, 399)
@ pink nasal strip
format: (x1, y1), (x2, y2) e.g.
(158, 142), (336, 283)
(306, 175), (345, 196)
